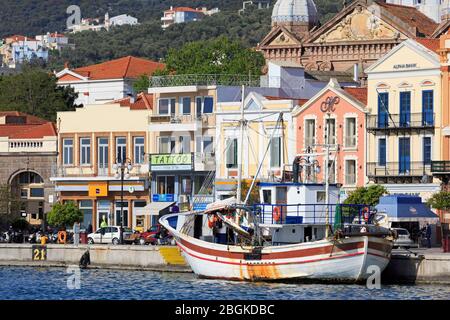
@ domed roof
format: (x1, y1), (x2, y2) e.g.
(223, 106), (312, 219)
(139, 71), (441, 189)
(272, 0), (319, 25)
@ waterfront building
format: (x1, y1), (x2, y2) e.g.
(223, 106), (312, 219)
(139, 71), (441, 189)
(105, 13), (139, 30)
(0, 112), (57, 227)
(161, 6), (220, 29)
(365, 38), (442, 200)
(56, 56), (165, 106)
(35, 32), (71, 51)
(259, 0), (445, 78)
(292, 79), (368, 195)
(215, 93), (297, 200)
(0, 35), (48, 68)
(50, 96), (152, 230)
(386, 0), (450, 23)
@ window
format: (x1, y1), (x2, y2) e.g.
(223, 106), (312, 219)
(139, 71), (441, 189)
(226, 138), (238, 169)
(63, 138), (73, 165)
(345, 160), (356, 185)
(262, 190), (272, 204)
(180, 97), (191, 115)
(378, 92), (389, 128)
(324, 118), (336, 145)
(399, 92), (411, 127)
(29, 188), (44, 198)
(79, 200), (93, 230)
(98, 138), (109, 170)
(116, 137), (126, 163)
(203, 97), (213, 114)
(158, 98), (176, 115)
(203, 136), (214, 153)
(422, 90), (434, 125)
(159, 136), (176, 153)
(180, 176), (192, 195)
(80, 138), (91, 165)
(157, 176), (175, 194)
(327, 160), (336, 184)
(305, 119), (315, 147)
(423, 137), (432, 165)
(18, 172), (43, 184)
(316, 191), (326, 203)
(194, 175), (213, 195)
(345, 118), (356, 148)
(378, 138), (386, 166)
(134, 137), (145, 164)
(270, 136), (281, 168)
(179, 136), (191, 153)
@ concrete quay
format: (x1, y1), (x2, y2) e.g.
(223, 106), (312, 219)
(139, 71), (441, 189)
(0, 244), (192, 273)
(383, 248), (450, 284)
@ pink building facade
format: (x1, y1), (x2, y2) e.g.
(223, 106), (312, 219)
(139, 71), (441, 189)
(292, 79), (367, 191)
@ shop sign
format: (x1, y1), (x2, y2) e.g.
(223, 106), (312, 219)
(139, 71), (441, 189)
(152, 194), (176, 202)
(393, 63), (418, 70)
(150, 154), (193, 171)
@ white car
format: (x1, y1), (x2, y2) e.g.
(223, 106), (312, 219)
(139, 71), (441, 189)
(392, 228), (417, 249)
(87, 226), (133, 245)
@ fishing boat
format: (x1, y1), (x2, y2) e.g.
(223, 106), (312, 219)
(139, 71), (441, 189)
(159, 87), (395, 282)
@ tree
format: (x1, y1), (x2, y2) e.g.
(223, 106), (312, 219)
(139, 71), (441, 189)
(160, 36), (265, 76)
(0, 184), (23, 228)
(344, 185), (388, 207)
(133, 74), (150, 94)
(240, 180), (260, 205)
(0, 65), (78, 121)
(427, 191), (450, 210)
(46, 202), (83, 229)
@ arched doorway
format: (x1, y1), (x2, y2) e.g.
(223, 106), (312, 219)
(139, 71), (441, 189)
(9, 171), (45, 226)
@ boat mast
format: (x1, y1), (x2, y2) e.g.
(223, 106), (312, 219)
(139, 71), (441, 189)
(325, 113), (330, 238)
(237, 85), (245, 205)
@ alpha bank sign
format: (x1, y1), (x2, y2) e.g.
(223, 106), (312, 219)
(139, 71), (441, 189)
(393, 63), (418, 70)
(150, 153), (193, 171)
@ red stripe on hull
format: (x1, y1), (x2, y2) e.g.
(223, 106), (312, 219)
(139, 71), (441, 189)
(179, 238), (365, 260)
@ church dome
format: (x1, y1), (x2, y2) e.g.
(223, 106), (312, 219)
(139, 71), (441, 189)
(272, 0), (319, 25)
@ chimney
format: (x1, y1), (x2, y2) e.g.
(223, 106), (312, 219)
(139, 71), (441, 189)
(353, 63), (359, 82)
(64, 61), (70, 69)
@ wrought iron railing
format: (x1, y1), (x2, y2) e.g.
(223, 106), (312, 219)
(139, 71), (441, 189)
(367, 162), (432, 177)
(367, 112), (435, 130)
(150, 74), (261, 87)
(431, 161), (450, 174)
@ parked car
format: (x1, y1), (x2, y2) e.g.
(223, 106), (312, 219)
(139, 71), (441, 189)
(137, 225), (162, 245)
(392, 228), (417, 249)
(87, 226), (133, 245)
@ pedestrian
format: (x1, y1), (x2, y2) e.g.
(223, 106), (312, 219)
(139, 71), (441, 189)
(87, 223), (93, 235)
(73, 221), (81, 246)
(426, 223), (432, 249)
(100, 216), (108, 228)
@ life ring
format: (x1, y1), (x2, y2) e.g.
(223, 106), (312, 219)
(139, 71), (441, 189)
(273, 207), (281, 222)
(57, 231), (67, 244)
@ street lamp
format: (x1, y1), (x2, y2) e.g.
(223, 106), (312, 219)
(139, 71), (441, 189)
(113, 158), (133, 244)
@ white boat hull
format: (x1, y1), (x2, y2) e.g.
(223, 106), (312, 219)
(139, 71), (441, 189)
(161, 214), (393, 282)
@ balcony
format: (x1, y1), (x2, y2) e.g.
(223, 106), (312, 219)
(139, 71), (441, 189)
(150, 74), (261, 88)
(194, 152), (216, 171)
(431, 161), (450, 175)
(367, 162), (432, 179)
(367, 113), (435, 133)
(148, 114), (215, 131)
(51, 164), (149, 179)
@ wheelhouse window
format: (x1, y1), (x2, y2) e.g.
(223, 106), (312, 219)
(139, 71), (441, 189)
(80, 138), (91, 165)
(115, 137), (126, 163)
(63, 138), (73, 165)
(134, 137), (145, 164)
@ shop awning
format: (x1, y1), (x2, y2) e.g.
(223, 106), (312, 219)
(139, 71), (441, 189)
(135, 202), (175, 216)
(375, 195), (439, 223)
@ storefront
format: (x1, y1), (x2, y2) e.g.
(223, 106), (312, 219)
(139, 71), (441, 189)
(150, 153), (214, 212)
(53, 178), (149, 230)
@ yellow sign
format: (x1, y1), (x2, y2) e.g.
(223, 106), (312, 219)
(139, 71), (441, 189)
(88, 182), (108, 197)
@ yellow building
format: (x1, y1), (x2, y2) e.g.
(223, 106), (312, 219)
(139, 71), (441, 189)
(215, 92), (297, 200)
(365, 38), (442, 200)
(51, 95), (152, 230)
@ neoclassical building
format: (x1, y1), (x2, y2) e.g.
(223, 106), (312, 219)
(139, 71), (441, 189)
(259, 0), (449, 76)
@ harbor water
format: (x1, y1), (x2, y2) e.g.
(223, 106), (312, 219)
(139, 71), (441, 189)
(1, 266), (450, 300)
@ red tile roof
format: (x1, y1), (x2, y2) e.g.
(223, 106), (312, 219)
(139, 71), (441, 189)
(376, 1), (438, 37)
(0, 112), (56, 139)
(6, 35), (36, 42)
(111, 93), (154, 110)
(415, 38), (440, 53)
(68, 56), (165, 81)
(166, 7), (204, 13)
(264, 95), (309, 106)
(343, 87), (368, 105)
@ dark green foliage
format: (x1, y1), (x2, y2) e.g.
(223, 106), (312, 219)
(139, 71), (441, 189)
(344, 185), (388, 207)
(0, 65), (78, 121)
(0, 184), (23, 228)
(46, 202), (83, 228)
(160, 36), (265, 75)
(427, 191), (450, 210)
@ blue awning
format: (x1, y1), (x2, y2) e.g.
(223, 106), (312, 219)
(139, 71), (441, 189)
(375, 195), (439, 222)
